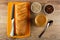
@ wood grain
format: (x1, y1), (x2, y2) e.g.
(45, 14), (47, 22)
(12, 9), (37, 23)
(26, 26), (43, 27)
(0, 0), (60, 40)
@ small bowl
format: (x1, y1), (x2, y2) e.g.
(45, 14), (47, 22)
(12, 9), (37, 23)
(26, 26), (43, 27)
(43, 3), (54, 14)
(35, 13), (48, 27)
(31, 2), (42, 13)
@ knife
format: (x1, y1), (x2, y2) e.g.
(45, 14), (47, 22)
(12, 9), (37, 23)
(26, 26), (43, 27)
(10, 4), (15, 36)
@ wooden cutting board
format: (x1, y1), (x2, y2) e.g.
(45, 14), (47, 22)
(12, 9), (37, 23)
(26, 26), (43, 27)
(0, 0), (60, 40)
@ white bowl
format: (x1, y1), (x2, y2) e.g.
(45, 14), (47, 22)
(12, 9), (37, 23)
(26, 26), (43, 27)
(31, 2), (42, 13)
(43, 3), (54, 14)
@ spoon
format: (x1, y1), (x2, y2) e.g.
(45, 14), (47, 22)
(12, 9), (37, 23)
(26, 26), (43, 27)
(39, 20), (53, 38)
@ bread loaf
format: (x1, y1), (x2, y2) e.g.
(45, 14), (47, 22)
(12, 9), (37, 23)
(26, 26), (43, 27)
(15, 2), (30, 36)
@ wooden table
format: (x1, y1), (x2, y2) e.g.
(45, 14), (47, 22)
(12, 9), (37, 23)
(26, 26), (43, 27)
(0, 0), (60, 40)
